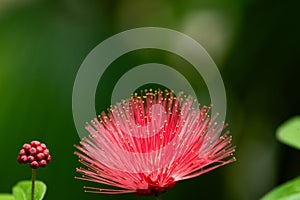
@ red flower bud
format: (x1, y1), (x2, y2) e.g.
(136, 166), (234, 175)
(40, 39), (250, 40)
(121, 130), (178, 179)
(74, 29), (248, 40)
(40, 143), (47, 149)
(46, 155), (51, 163)
(29, 147), (37, 155)
(36, 146), (43, 153)
(39, 160), (47, 167)
(36, 153), (45, 161)
(43, 149), (49, 157)
(30, 161), (39, 169)
(23, 143), (31, 150)
(28, 155), (35, 162)
(30, 141), (41, 147)
(17, 156), (22, 163)
(20, 155), (28, 163)
(19, 149), (26, 155)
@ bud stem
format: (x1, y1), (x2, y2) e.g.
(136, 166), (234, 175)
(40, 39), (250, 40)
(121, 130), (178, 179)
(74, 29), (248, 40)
(31, 169), (36, 200)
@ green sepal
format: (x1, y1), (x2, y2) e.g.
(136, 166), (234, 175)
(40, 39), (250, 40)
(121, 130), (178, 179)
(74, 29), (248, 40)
(0, 194), (14, 200)
(277, 116), (300, 149)
(261, 176), (300, 200)
(12, 181), (47, 200)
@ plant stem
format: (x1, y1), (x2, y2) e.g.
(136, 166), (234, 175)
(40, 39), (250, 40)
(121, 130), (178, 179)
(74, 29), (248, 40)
(154, 195), (161, 200)
(31, 169), (36, 200)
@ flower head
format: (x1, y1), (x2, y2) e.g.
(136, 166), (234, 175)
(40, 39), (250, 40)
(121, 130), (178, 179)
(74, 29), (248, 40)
(18, 140), (51, 169)
(75, 90), (235, 196)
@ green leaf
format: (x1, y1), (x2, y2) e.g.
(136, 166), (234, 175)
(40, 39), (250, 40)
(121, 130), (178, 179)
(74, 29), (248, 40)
(261, 177), (300, 200)
(0, 194), (14, 200)
(13, 181), (47, 200)
(277, 116), (300, 149)
(12, 186), (26, 200)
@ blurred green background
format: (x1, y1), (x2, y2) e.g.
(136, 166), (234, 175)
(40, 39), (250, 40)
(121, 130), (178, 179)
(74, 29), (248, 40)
(0, 0), (299, 199)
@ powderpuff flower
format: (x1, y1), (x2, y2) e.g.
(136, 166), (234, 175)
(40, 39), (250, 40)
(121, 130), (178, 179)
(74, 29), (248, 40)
(74, 90), (235, 196)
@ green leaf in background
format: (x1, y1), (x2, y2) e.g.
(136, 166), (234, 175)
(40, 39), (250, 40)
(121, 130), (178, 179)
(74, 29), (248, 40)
(0, 194), (14, 200)
(12, 181), (46, 200)
(261, 176), (300, 200)
(277, 116), (300, 149)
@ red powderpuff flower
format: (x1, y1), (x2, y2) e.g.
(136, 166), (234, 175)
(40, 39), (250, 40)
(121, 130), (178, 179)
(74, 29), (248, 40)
(74, 90), (236, 196)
